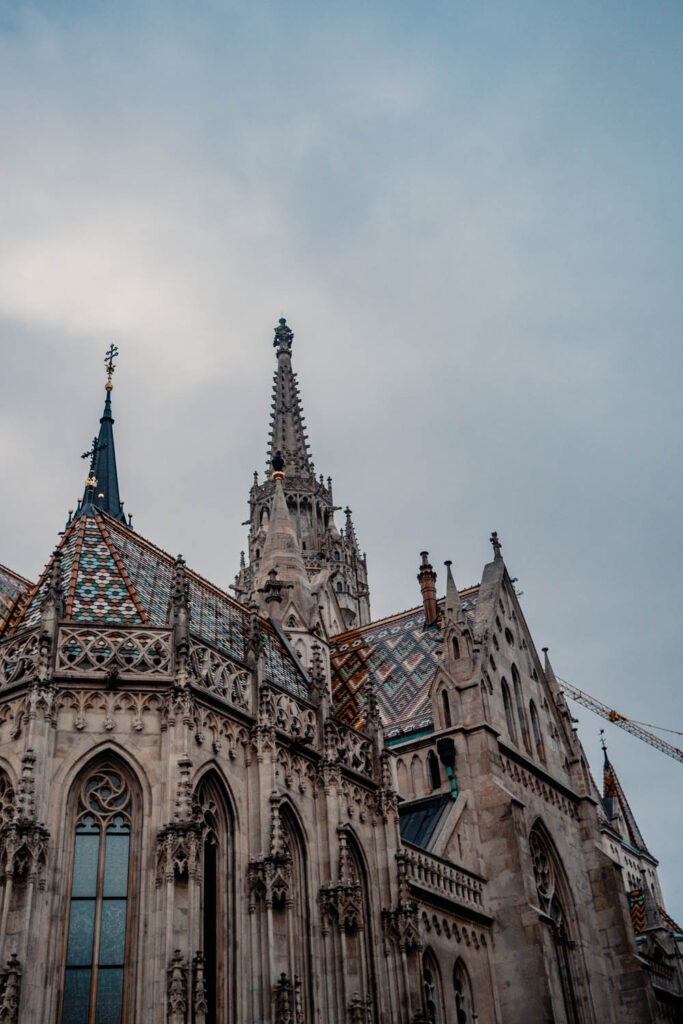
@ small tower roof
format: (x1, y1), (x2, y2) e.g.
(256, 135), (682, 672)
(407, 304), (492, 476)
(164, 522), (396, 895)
(77, 345), (127, 525)
(267, 318), (314, 477)
(601, 735), (650, 855)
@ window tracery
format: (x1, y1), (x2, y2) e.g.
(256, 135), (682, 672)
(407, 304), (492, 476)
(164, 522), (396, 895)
(453, 959), (473, 1024)
(61, 766), (134, 1024)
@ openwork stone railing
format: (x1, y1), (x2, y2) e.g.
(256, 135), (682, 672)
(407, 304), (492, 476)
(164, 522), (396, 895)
(403, 845), (485, 911)
(187, 640), (250, 711)
(0, 630), (40, 689)
(55, 626), (173, 678)
(272, 689), (316, 745)
(325, 719), (374, 779)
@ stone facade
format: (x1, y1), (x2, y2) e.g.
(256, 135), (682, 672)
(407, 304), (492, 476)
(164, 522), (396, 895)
(0, 321), (680, 1023)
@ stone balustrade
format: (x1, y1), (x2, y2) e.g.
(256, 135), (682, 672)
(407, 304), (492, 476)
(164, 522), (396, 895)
(403, 844), (485, 911)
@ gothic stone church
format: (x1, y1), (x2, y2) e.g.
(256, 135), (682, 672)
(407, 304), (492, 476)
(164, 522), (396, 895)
(0, 320), (680, 1024)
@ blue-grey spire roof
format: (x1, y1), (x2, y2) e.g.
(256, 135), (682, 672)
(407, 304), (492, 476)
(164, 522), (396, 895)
(77, 346), (127, 525)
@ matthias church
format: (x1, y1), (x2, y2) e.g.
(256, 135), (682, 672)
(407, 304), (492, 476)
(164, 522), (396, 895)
(0, 319), (681, 1023)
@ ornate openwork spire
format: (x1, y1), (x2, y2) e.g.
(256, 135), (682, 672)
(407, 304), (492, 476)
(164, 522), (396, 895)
(77, 345), (127, 524)
(267, 318), (314, 478)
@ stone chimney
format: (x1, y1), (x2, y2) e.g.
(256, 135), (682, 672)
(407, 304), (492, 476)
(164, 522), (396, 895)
(417, 551), (438, 627)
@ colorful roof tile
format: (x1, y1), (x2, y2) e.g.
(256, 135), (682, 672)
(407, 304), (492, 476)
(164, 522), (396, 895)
(0, 564), (33, 637)
(602, 752), (650, 856)
(330, 589), (479, 734)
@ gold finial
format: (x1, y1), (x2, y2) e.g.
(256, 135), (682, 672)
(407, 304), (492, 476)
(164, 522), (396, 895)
(104, 343), (119, 391)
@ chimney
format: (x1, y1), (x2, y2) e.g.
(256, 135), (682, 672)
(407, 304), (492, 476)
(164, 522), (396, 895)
(418, 551), (438, 626)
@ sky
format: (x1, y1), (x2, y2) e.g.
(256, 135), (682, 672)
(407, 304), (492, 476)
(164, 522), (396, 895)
(1, 1), (681, 918)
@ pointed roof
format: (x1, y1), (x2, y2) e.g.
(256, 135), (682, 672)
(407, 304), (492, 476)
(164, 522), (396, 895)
(330, 588), (480, 735)
(267, 319), (314, 477)
(444, 560), (464, 622)
(77, 345), (127, 525)
(602, 743), (650, 855)
(6, 507), (309, 699)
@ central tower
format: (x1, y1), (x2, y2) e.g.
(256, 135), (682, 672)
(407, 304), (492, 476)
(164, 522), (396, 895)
(233, 318), (371, 634)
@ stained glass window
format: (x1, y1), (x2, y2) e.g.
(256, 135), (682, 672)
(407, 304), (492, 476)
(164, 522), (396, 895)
(62, 769), (132, 1024)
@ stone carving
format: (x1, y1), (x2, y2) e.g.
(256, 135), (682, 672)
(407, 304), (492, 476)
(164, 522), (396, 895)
(167, 950), (188, 1024)
(274, 692), (316, 745)
(0, 954), (21, 1024)
(188, 640), (250, 710)
(56, 625), (172, 677)
(274, 973), (303, 1024)
(324, 719), (373, 778)
(347, 993), (373, 1024)
(192, 951), (208, 1024)
(248, 795), (292, 911)
(0, 631), (40, 690)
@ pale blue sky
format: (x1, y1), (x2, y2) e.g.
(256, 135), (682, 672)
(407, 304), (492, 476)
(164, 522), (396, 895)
(1, 1), (682, 917)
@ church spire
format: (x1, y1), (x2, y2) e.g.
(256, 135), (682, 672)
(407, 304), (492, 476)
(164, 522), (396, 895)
(267, 318), (314, 477)
(77, 345), (127, 525)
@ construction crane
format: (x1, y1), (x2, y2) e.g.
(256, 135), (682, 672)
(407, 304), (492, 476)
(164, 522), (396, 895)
(557, 677), (683, 766)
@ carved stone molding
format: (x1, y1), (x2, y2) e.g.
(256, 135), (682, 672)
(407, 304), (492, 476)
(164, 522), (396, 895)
(0, 954), (21, 1024)
(320, 882), (363, 934)
(167, 950), (188, 1024)
(347, 992), (373, 1024)
(274, 972), (303, 1024)
(156, 823), (201, 885)
(192, 951), (208, 1024)
(0, 821), (49, 885)
(248, 852), (292, 911)
(381, 902), (422, 954)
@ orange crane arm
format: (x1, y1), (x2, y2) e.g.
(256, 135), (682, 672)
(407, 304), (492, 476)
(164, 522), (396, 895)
(556, 677), (683, 766)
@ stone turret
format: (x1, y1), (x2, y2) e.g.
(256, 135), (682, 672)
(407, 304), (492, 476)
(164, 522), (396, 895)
(235, 319), (371, 631)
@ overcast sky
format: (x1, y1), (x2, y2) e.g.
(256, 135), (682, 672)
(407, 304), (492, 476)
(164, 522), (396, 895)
(1, 1), (681, 919)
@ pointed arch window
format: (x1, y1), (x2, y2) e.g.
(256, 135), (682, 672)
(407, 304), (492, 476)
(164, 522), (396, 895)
(427, 751), (441, 792)
(194, 773), (232, 1024)
(529, 825), (581, 1024)
(501, 679), (518, 744)
(453, 959), (474, 1024)
(61, 766), (135, 1024)
(529, 700), (546, 763)
(422, 951), (443, 1024)
(451, 636), (461, 660)
(511, 665), (532, 755)
(441, 689), (452, 728)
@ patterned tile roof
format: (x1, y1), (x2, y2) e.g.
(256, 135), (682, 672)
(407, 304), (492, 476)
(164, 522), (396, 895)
(603, 755), (650, 856)
(0, 564), (33, 637)
(7, 511), (308, 699)
(330, 588), (479, 735)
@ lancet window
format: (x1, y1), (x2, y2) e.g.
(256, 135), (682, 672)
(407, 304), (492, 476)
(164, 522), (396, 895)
(194, 772), (232, 1024)
(428, 751), (441, 791)
(529, 824), (581, 1024)
(501, 679), (518, 744)
(441, 689), (452, 728)
(453, 959), (474, 1024)
(529, 700), (546, 763)
(61, 765), (135, 1024)
(422, 950), (443, 1024)
(511, 665), (532, 755)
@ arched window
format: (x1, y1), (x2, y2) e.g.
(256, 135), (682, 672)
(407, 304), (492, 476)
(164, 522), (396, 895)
(334, 551), (340, 561)
(427, 751), (441, 791)
(512, 665), (532, 755)
(529, 700), (546, 763)
(276, 805), (312, 1019)
(422, 951), (443, 1024)
(529, 824), (581, 1024)
(61, 763), (136, 1024)
(451, 636), (460, 660)
(453, 959), (474, 1024)
(336, 582), (343, 593)
(501, 679), (518, 744)
(410, 755), (424, 798)
(338, 833), (377, 1021)
(441, 690), (452, 728)
(194, 773), (232, 1024)
(480, 681), (489, 721)
(396, 759), (409, 795)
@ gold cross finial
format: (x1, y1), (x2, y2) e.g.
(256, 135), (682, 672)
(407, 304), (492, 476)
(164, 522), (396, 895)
(104, 344), (119, 391)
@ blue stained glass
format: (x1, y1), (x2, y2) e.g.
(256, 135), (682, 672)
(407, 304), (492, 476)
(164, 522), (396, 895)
(66, 902), (95, 967)
(62, 968), (91, 1023)
(94, 967), (123, 1024)
(103, 835), (129, 898)
(99, 901), (126, 965)
(71, 834), (100, 897)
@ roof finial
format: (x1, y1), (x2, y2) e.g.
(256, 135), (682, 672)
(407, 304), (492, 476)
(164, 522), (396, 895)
(600, 728), (609, 764)
(81, 435), (107, 494)
(490, 531), (502, 559)
(273, 317), (294, 357)
(418, 551), (438, 627)
(104, 343), (119, 391)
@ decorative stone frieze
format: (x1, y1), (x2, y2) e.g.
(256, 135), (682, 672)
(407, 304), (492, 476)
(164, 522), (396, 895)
(192, 951), (208, 1024)
(274, 972), (303, 1024)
